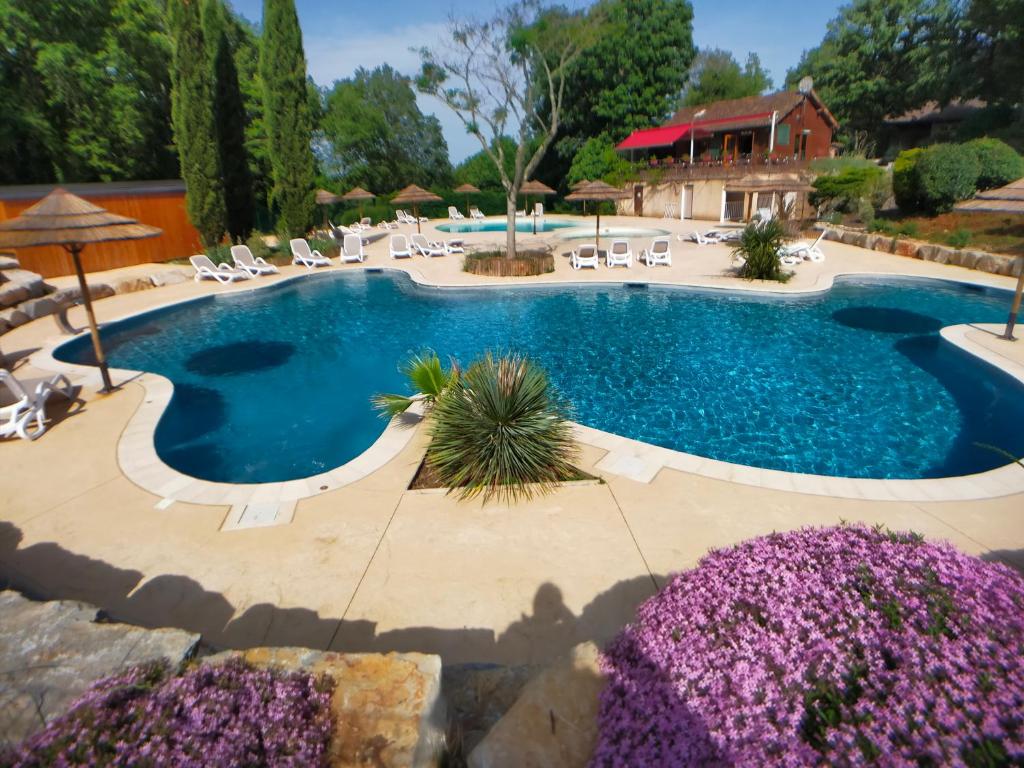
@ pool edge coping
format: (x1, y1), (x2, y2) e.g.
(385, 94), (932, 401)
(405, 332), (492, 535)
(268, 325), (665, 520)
(28, 263), (1024, 508)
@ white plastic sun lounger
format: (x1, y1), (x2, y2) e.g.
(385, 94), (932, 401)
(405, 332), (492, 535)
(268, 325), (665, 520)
(443, 239), (465, 254)
(357, 217), (373, 231)
(389, 234), (413, 259)
(470, 207), (485, 220)
(534, 202), (544, 217)
(341, 233), (366, 263)
(780, 230), (826, 262)
(190, 255), (250, 283)
(607, 239), (633, 268)
(0, 370), (74, 441)
(231, 245), (278, 276)
(411, 233), (446, 257)
(290, 238), (332, 268)
(378, 218), (398, 230)
(689, 231), (716, 246)
(642, 237), (672, 267)
(570, 244), (599, 270)
(448, 206), (465, 220)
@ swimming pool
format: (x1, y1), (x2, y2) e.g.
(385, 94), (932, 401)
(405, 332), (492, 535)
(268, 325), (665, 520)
(437, 219), (576, 233)
(55, 273), (1024, 484)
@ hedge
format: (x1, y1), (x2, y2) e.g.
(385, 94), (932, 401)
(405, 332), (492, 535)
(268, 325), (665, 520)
(965, 138), (1024, 190)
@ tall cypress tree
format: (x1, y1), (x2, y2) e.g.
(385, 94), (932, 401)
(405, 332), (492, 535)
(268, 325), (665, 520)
(259, 0), (315, 238)
(169, 0), (225, 246)
(202, 0), (255, 241)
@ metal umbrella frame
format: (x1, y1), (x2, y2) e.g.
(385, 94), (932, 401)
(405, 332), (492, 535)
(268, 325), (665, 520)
(390, 184), (443, 234)
(453, 183), (481, 218)
(519, 180), (556, 235)
(0, 188), (161, 392)
(565, 180), (630, 252)
(340, 187), (375, 222)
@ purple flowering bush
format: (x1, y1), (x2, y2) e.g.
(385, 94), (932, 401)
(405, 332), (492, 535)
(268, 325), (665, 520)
(3, 659), (335, 767)
(593, 525), (1024, 766)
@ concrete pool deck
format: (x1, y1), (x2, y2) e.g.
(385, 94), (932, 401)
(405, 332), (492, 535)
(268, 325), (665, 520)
(2, 215), (1023, 665)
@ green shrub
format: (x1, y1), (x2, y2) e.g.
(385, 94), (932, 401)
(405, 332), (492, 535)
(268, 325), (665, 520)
(810, 166), (884, 213)
(308, 237), (338, 258)
(733, 219), (787, 281)
(205, 243), (232, 265)
(946, 228), (972, 248)
(426, 352), (577, 501)
(914, 144), (980, 214)
(245, 233), (273, 261)
(964, 138), (1024, 190)
(372, 352), (456, 417)
(893, 148), (925, 213)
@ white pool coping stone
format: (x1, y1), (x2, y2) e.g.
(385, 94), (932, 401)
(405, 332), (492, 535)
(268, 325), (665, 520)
(29, 264), (1024, 519)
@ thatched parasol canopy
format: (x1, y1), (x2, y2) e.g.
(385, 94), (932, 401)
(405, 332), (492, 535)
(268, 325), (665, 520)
(391, 185), (442, 233)
(565, 181), (630, 249)
(518, 180), (556, 233)
(0, 188), (162, 391)
(454, 183), (481, 194)
(341, 187), (375, 202)
(315, 189), (341, 205)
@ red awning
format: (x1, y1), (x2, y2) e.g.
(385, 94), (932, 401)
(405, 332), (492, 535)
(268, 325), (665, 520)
(616, 111), (775, 152)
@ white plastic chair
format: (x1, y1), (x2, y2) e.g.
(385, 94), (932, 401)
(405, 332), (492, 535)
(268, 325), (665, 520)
(470, 207), (485, 220)
(0, 370), (74, 441)
(231, 245), (278, 276)
(190, 255), (250, 283)
(389, 234), (413, 259)
(781, 230), (826, 263)
(607, 239), (632, 268)
(448, 206), (465, 220)
(534, 202), (544, 217)
(642, 237), (672, 267)
(341, 233), (366, 263)
(290, 239), (332, 269)
(411, 233), (446, 257)
(570, 244), (599, 270)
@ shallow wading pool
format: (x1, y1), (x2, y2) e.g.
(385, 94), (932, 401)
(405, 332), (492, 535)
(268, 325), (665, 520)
(55, 272), (1024, 484)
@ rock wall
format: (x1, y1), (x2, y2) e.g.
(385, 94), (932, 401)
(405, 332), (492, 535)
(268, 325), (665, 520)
(818, 225), (1022, 277)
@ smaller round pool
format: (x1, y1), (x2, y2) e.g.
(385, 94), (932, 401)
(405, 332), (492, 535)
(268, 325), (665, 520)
(437, 219), (576, 233)
(558, 226), (671, 240)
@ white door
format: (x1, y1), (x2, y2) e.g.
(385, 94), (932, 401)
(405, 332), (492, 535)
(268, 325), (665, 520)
(683, 185), (694, 219)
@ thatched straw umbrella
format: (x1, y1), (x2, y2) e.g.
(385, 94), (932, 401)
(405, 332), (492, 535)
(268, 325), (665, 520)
(391, 184), (442, 234)
(0, 188), (161, 391)
(519, 180), (556, 235)
(453, 183), (481, 218)
(571, 179), (592, 215)
(565, 180), (630, 251)
(341, 186), (375, 222)
(315, 189), (341, 228)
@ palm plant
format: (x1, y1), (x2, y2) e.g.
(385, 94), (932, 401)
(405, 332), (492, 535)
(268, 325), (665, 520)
(426, 352), (577, 502)
(732, 218), (786, 281)
(372, 351), (458, 417)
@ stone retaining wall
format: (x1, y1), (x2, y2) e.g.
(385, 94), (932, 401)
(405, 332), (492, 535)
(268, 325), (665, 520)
(817, 225), (1022, 277)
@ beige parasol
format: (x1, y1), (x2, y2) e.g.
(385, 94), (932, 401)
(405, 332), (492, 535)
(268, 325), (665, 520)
(0, 188), (161, 391)
(315, 189), (341, 227)
(454, 183), (481, 218)
(341, 187), (375, 221)
(571, 179), (592, 214)
(565, 180), (630, 251)
(519, 180), (556, 234)
(391, 184), (442, 234)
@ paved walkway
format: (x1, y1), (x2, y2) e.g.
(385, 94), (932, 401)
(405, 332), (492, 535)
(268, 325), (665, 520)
(2, 215), (1023, 664)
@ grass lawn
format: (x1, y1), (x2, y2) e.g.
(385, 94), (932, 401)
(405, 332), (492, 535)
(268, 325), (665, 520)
(870, 211), (1024, 256)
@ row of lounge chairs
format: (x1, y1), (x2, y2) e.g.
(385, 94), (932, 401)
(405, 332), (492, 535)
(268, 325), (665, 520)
(570, 238), (672, 270)
(1, 370), (74, 441)
(448, 207), (486, 221)
(685, 228), (827, 264)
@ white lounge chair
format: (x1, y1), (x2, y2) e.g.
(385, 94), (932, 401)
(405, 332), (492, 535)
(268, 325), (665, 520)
(570, 243), (599, 270)
(378, 218), (398, 230)
(341, 233), (366, 263)
(411, 233), (446, 257)
(607, 239), (632, 268)
(469, 207), (485, 220)
(357, 217), (373, 231)
(389, 234), (413, 259)
(781, 230), (826, 263)
(534, 202), (544, 217)
(690, 231), (716, 246)
(443, 239), (465, 254)
(448, 206), (465, 220)
(290, 238), (332, 268)
(515, 209), (526, 217)
(1, 370), (74, 441)
(231, 245), (278, 276)
(190, 255), (250, 283)
(642, 237), (672, 267)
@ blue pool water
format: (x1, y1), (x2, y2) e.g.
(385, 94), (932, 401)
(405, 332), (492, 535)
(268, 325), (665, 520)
(55, 273), (1024, 484)
(437, 219), (576, 233)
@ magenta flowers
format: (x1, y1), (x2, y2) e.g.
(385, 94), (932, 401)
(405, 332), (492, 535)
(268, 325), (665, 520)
(4, 659), (335, 767)
(592, 525), (1024, 766)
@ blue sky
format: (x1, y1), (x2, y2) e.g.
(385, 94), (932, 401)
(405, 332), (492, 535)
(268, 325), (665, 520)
(230, 0), (843, 162)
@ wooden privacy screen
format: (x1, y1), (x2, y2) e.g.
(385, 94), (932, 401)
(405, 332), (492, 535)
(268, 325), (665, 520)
(0, 183), (202, 278)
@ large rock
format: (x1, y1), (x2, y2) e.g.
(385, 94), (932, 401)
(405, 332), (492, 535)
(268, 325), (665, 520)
(206, 647), (446, 768)
(108, 275), (154, 294)
(0, 269), (47, 299)
(0, 282), (30, 309)
(0, 590), (200, 749)
(0, 254), (19, 271)
(149, 269), (190, 287)
(0, 306), (29, 330)
(468, 642), (606, 768)
(49, 283), (115, 306)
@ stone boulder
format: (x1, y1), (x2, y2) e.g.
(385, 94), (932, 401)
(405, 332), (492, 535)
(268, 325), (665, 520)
(0, 268), (47, 298)
(0, 254), (19, 271)
(0, 282), (30, 309)
(205, 647), (446, 768)
(0, 306), (29, 331)
(150, 269), (190, 287)
(0, 590), (200, 749)
(108, 275), (155, 294)
(468, 642), (606, 768)
(50, 283), (116, 306)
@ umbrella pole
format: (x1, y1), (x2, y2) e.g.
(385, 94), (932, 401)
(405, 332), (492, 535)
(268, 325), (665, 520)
(596, 209), (601, 253)
(1002, 257), (1024, 341)
(415, 204), (421, 234)
(68, 244), (114, 392)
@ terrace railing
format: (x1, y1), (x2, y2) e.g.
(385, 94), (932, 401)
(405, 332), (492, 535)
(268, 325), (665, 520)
(632, 156), (817, 182)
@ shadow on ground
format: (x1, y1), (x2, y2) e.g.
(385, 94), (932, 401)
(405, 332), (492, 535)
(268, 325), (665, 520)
(0, 521), (659, 664)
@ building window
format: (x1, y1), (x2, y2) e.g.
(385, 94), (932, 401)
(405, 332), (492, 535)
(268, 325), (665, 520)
(775, 124), (791, 146)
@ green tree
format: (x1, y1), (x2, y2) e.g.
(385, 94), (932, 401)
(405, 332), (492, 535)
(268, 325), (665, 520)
(0, 0), (177, 184)
(785, 0), (957, 136)
(567, 137), (634, 186)
(260, 0), (316, 237)
(169, 0), (225, 246)
(682, 50), (772, 106)
(454, 138), (519, 189)
(321, 65), (451, 192)
(955, 0), (1024, 111)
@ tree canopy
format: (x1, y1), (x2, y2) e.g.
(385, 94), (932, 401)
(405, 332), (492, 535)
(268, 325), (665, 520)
(320, 65), (451, 193)
(454, 138), (520, 190)
(682, 49), (772, 107)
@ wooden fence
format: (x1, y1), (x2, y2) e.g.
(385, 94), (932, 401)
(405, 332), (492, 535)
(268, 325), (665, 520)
(0, 181), (202, 278)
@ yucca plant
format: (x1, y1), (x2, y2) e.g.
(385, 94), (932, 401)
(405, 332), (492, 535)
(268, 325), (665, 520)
(732, 218), (786, 281)
(372, 351), (458, 417)
(426, 352), (577, 502)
